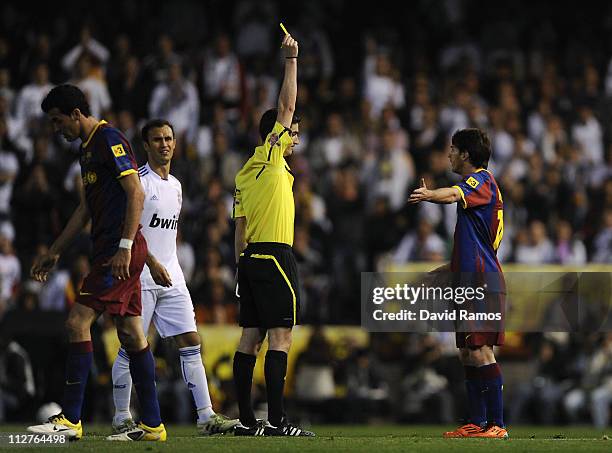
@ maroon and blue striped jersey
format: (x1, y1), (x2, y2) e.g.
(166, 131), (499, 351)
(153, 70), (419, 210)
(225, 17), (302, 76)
(80, 120), (138, 262)
(451, 169), (504, 273)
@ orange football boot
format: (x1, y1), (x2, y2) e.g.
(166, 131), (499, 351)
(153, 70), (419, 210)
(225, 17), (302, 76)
(443, 423), (484, 438)
(472, 425), (509, 438)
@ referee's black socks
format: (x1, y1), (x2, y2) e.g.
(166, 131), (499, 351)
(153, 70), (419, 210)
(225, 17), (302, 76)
(233, 351), (257, 426)
(265, 350), (288, 427)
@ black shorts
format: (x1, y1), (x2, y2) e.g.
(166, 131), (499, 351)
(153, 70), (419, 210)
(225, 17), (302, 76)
(237, 242), (301, 328)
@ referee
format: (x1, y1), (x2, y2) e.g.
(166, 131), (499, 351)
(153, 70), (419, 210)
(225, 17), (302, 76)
(231, 32), (313, 437)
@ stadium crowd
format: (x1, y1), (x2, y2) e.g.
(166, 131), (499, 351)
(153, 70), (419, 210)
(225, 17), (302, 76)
(0, 0), (611, 426)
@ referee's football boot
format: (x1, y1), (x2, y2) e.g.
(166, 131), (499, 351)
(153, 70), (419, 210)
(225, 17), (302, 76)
(263, 417), (315, 437)
(198, 413), (240, 435)
(234, 419), (266, 436)
(106, 421), (167, 441)
(27, 413), (83, 441)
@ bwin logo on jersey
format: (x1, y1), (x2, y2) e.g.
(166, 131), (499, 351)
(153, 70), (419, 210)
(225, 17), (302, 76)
(149, 213), (178, 230)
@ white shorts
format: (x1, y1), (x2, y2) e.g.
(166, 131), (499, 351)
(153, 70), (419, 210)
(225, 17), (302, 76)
(141, 283), (198, 338)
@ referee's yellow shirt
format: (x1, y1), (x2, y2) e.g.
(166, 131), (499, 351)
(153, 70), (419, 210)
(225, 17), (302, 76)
(233, 121), (295, 246)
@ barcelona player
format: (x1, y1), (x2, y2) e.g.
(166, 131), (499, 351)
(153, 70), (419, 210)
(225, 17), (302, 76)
(409, 128), (507, 438)
(27, 85), (166, 441)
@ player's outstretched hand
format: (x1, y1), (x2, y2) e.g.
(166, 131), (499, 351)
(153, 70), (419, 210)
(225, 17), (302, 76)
(148, 258), (172, 287)
(31, 252), (60, 282)
(282, 33), (298, 58)
(408, 178), (432, 204)
(107, 248), (131, 281)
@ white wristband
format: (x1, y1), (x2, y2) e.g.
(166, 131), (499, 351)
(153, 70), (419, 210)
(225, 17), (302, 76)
(119, 238), (133, 249)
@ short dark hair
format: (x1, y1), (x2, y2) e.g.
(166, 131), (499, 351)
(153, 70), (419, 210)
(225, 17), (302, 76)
(141, 119), (175, 143)
(41, 84), (91, 117)
(451, 128), (491, 169)
(258, 108), (301, 141)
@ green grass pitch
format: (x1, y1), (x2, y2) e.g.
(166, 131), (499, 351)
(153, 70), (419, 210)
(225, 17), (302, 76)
(0, 424), (610, 452)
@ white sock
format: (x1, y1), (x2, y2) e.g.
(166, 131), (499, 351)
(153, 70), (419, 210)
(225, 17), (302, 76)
(111, 348), (133, 424)
(179, 345), (215, 423)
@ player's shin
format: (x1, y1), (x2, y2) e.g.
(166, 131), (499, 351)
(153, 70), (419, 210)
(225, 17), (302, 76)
(481, 363), (504, 427)
(62, 341), (94, 424)
(112, 348), (133, 425)
(179, 345), (214, 422)
(464, 365), (487, 427)
(233, 351), (257, 426)
(127, 345), (162, 428)
(264, 350), (288, 427)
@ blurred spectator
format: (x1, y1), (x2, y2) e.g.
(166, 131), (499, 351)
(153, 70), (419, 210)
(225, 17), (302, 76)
(106, 34), (132, 90)
(310, 112), (361, 172)
(564, 334), (612, 428)
(0, 68), (15, 110)
(439, 85), (471, 136)
(509, 339), (572, 424)
(61, 25), (110, 75)
(362, 128), (414, 211)
(294, 328), (335, 404)
(18, 34), (59, 86)
(571, 104), (604, 166)
(514, 221), (554, 264)
(294, 11), (335, 88)
(12, 162), (59, 257)
(293, 224), (328, 322)
(233, 1), (275, 60)
(202, 34), (242, 118)
(400, 335), (453, 423)
(110, 56), (148, 121)
(202, 129), (243, 191)
(363, 51), (405, 120)
(393, 218), (445, 264)
(143, 34), (180, 84)
(553, 221), (587, 265)
(592, 209), (612, 263)
(0, 122), (20, 220)
(0, 232), (20, 317)
(0, 332), (35, 422)
(149, 61), (199, 146)
(71, 54), (112, 119)
(14, 64), (53, 128)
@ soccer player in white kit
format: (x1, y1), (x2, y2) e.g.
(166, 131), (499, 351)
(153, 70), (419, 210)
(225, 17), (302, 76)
(110, 119), (238, 436)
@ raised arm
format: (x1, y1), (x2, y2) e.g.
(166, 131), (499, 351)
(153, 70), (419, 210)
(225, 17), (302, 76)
(276, 33), (298, 128)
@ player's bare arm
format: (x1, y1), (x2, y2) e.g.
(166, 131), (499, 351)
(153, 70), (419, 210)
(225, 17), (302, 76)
(146, 251), (172, 287)
(409, 178), (461, 205)
(108, 172), (145, 280)
(31, 183), (90, 282)
(276, 34), (298, 128)
(234, 216), (247, 264)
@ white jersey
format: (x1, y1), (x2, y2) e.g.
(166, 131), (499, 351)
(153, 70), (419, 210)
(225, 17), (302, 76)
(138, 163), (185, 289)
